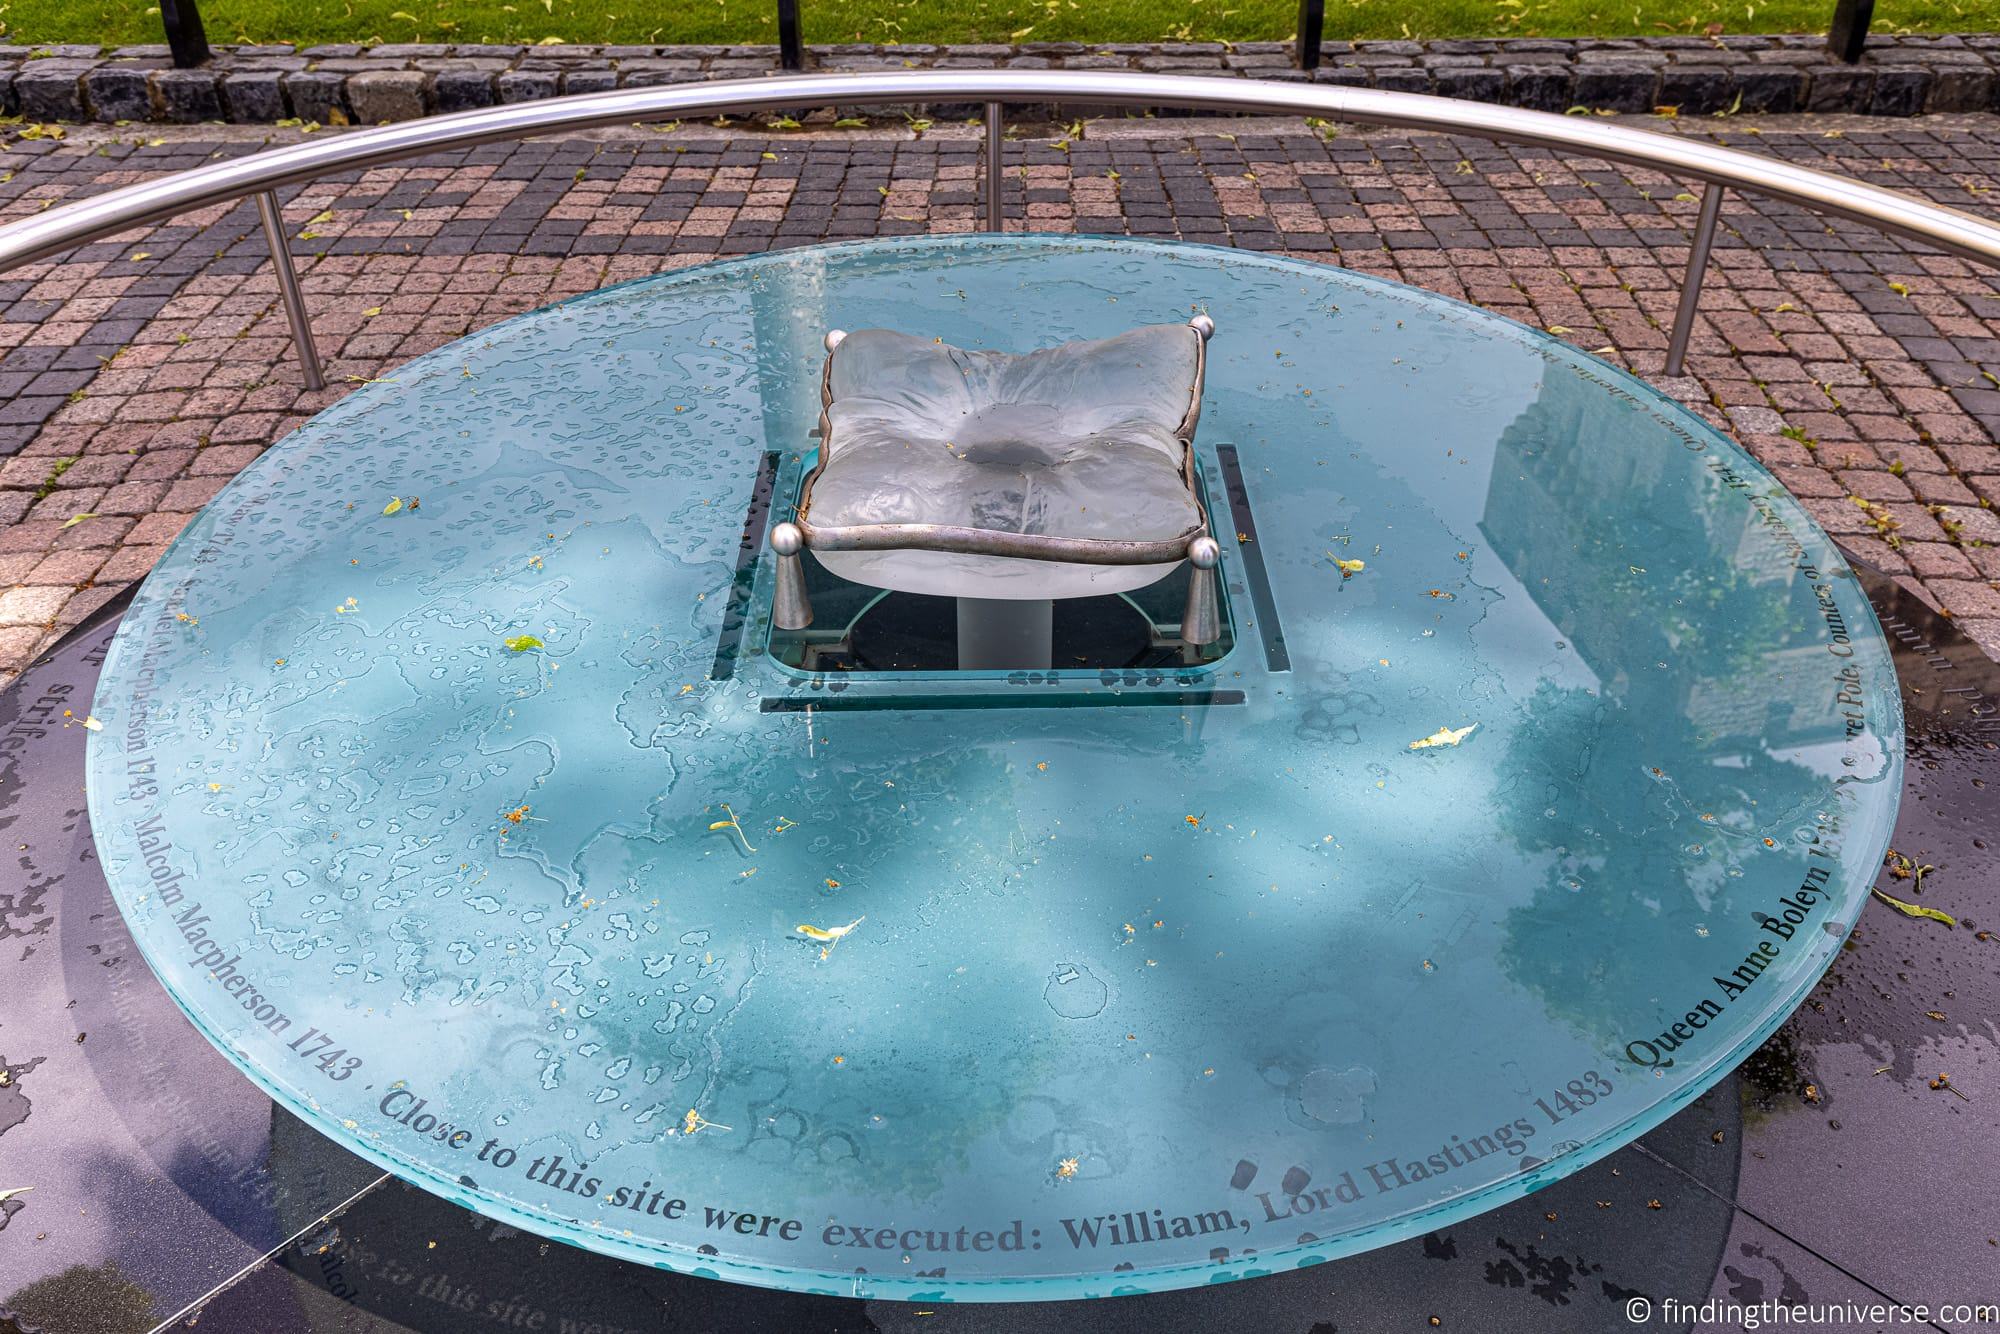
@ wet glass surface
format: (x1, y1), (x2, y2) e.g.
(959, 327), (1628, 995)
(81, 237), (1903, 1300)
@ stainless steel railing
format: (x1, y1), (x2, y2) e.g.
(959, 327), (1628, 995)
(3, 69), (1998, 390)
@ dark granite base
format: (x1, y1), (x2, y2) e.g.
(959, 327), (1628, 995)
(0, 567), (1992, 1332)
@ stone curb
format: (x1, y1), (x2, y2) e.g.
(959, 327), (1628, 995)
(3, 35), (2000, 125)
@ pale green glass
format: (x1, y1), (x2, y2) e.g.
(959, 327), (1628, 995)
(86, 237), (1902, 1301)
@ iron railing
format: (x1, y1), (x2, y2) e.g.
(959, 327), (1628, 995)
(2, 70), (1997, 391)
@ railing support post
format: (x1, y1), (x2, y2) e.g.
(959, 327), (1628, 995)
(984, 102), (1004, 233)
(256, 190), (325, 392)
(1297, 0), (1326, 71)
(1664, 183), (1723, 379)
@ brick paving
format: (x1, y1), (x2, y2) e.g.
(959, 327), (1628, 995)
(3, 112), (2000, 678)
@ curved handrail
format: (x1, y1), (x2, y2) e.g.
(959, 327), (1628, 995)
(2, 69), (1998, 273)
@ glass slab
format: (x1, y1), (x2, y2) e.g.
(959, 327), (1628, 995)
(83, 236), (1903, 1302)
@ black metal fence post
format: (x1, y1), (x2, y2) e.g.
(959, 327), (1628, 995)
(1828, 0), (1873, 62)
(1296, 0), (1326, 70)
(160, 0), (211, 68)
(778, 0), (804, 71)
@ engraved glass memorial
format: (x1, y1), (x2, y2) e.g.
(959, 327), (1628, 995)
(86, 236), (1902, 1301)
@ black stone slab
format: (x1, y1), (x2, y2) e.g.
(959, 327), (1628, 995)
(0, 570), (1988, 1333)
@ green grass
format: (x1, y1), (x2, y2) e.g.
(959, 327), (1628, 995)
(5, 0), (1992, 52)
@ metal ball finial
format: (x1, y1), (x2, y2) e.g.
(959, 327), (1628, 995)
(771, 521), (804, 557)
(1189, 314), (1216, 342)
(824, 329), (848, 353)
(1187, 534), (1221, 569)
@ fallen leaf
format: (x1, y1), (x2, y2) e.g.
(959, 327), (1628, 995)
(681, 1107), (730, 1135)
(795, 916), (865, 944)
(502, 634), (544, 652)
(61, 512), (96, 528)
(382, 496), (403, 515)
(1872, 888), (1955, 927)
(1334, 556), (1366, 577)
(0, 1186), (32, 1202)
(707, 803), (756, 853)
(81, 715), (103, 731)
(1410, 723), (1479, 751)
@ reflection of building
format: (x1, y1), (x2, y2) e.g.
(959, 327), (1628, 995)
(1477, 368), (1835, 752)
(1475, 366), (1854, 1050)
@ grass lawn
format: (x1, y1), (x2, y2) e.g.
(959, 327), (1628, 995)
(5, 0), (1991, 52)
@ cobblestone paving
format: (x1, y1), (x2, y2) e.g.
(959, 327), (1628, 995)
(3, 113), (2000, 677)
(13, 34), (2000, 126)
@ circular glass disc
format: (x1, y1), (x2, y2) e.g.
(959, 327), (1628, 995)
(86, 237), (1902, 1300)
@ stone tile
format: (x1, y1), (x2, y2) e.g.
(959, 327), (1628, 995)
(6, 116), (2000, 679)
(0, 583), (69, 626)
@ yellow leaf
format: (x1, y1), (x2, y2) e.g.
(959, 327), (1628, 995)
(1409, 723), (1479, 751)
(382, 496), (403, 514)
(536, 34), (564, 44)
(308, 209), (334, 224)
(1333, 556), (1365, 577)
(795, 916), (865, 943)
(390, 9), (419, 19)
(706, 802), (756, 852)
(1887, 281), (1911, 297)
(61, 512), (96, 528)
(1872, 888), (1955, 927)
(128, 251), (150, 261)
(80, 715), (104, 731)
(363, 306), (382, 317)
